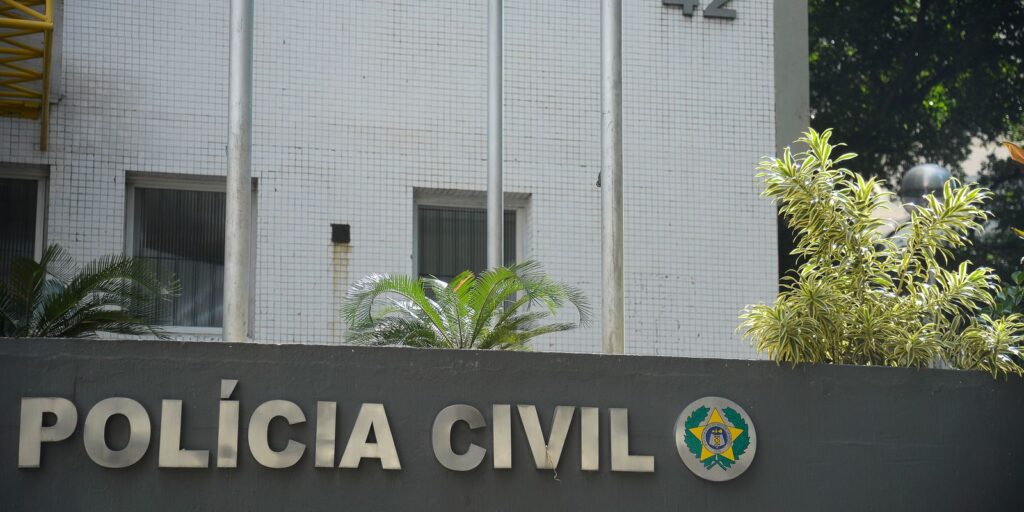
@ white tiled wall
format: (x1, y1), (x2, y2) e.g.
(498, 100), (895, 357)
(1, 0), (778, 358)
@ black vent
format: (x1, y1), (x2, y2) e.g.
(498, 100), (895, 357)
(331, 224), (351, 244)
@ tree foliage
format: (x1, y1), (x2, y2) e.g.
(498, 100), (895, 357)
(741, 129), (1023, 377)
(0, 245), (181, 338)
(803, 1), (1024, 289)
(984, 222), (1024, 317)
(343, 261), (590, 350)
(809, 0), (1024, 180)
(957, 156), (1024, 290)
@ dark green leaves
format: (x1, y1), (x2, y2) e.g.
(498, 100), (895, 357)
(810, 0), (1024, 183)
(683, 406), (709, 459)
(343, 261), (590, 350)
(0, 244), (180, 338)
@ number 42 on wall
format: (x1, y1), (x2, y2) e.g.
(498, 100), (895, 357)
(663, 0), (737, 20)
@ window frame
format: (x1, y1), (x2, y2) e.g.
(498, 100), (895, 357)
(0, 164), (48, 262)
(124, 172), (257, 336)
(412, 188), (529, 279)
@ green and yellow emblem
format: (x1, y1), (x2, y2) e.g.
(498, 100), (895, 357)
(675, 397), (756, 481)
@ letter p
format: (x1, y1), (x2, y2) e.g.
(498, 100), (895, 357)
(19, 398), (78, 468)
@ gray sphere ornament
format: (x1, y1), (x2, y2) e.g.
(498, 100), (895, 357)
(900, 163), (952, 210)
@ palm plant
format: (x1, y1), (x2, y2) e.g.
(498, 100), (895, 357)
(740, 128), (1024, 377)
(0, 244), (180, 338)
(343, 261), (590, 350)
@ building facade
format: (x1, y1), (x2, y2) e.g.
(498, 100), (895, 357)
(1, 0), (799, 357)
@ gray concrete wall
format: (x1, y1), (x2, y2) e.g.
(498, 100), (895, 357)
(2, 338), (1022, 511)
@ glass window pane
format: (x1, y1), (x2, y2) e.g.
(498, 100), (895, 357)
(133, 187), (225, 327)
(418, 206), (516, 281)
(0, 178), (38, 282)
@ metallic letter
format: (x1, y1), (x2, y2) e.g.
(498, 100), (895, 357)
(609, 408), (653, 472)
(492, 404), (511, 469)
(581, 407), (599, 471)
(663, 0), (701, 16)
(84, 398), (151, 468)
(339, 403), (401, 470)
(159, 400), (209, 468)
(703, 0), (737, 19)
(517, 405), (574, 470)
(216, 402), (240, 467)
(19, 397), (77, 468)
(432, 404), (486, 472)
(315, 401), (337, 468)
(217, 379), (240, 468)
(248, 400), (306, 468)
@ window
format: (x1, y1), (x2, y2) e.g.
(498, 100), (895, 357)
(0, 166), (46, 282)
(129, 187), (225, 328)
(415, 193), (525, 281)
(126, 174), (255, 331)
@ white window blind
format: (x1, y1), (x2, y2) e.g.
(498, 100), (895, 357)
(417, 206), (516, 281)
(132, 187), (225, 327)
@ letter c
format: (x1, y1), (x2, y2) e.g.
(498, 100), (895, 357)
(248, 400), (306, 468)
(432, 404), (486, 471)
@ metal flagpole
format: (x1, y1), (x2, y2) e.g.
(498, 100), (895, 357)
(601, 0), (624, 354)
(224, 0), (254, 342)
(486, 0), (504, 270)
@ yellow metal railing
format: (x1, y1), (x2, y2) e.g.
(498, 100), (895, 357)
(0, 0), (53, 149)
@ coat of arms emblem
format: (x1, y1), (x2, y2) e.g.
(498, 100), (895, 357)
(675, 397), (756, 481)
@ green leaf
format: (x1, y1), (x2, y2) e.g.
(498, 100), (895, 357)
(723, 407), (750, 459)
(343, 260), (590, 350)
(683, 406), (709, 458)
(0, 244), (180, 338)
(741, 129), (1024, 377)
